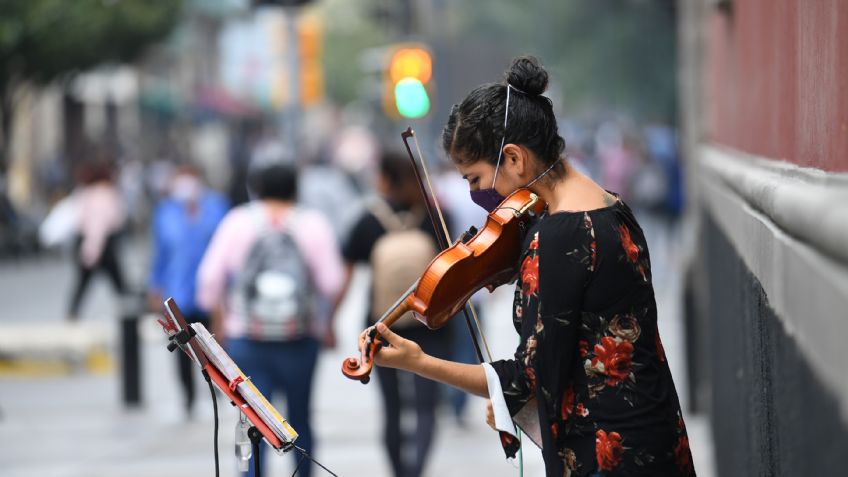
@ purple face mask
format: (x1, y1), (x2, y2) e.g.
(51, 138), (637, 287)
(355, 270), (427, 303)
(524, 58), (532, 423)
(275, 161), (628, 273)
(470, 187), (506, 212)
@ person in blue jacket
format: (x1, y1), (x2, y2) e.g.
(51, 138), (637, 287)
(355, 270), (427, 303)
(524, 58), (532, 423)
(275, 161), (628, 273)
(148, 164), (229, 418)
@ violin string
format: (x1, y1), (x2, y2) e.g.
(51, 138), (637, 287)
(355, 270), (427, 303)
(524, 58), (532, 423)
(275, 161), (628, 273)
(375, 280), (418, 324)
(410, 132), (494, 362)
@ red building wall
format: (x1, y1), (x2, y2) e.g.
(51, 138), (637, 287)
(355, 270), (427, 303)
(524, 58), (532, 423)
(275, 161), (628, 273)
(706, 0), (848, 172)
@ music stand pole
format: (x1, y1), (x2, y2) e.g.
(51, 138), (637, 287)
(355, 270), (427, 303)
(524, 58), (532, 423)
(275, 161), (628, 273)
(248, 426), (263, 477)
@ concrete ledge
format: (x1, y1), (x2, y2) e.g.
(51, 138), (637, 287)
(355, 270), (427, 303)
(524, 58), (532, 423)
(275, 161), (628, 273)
(0, 322), (111, 359)
(697, 144), (848, 422)
(701, 146), (848, 264)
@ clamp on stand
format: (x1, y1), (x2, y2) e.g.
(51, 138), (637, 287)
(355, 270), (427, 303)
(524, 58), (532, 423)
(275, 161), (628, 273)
(166, 326), (196, 353)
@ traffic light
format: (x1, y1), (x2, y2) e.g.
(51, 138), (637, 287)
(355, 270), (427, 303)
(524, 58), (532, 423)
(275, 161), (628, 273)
(298, 14), (323, 107)
(384, 44), (433, 119)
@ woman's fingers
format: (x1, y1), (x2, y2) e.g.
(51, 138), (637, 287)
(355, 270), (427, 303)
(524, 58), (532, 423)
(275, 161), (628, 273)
(375, 322), (401, 346)
(357, 326), (373, 353)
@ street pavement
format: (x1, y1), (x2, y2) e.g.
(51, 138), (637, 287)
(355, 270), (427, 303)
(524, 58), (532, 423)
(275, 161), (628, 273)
(0, 229), (715, 477)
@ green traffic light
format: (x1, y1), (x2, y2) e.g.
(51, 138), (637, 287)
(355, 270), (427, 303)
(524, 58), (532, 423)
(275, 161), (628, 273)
(394, 77), (430, 118)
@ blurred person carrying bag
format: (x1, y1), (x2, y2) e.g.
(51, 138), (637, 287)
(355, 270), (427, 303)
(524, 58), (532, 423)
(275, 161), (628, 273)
(230, 205), (315, 341)
(368, 198), (436, 329)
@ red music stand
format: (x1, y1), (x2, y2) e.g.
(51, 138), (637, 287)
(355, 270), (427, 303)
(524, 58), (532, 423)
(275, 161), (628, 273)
(158, 298), (297, 452)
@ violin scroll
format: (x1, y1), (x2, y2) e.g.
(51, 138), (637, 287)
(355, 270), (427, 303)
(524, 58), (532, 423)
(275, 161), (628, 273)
(341, 329), (385, 384)
(341, 357), (372, 384)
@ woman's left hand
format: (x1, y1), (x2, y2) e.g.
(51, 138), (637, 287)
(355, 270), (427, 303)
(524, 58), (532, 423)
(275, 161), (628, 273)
(358, 323), (424, 372)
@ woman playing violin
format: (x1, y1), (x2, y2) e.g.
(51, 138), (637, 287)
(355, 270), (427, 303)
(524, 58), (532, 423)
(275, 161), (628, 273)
(359, 56), (695, 476)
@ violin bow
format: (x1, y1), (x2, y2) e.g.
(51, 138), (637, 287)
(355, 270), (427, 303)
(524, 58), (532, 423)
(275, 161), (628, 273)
(401, 127), (523, 461)
(400, 127), (493, 363)
(401, 127), (525, 461)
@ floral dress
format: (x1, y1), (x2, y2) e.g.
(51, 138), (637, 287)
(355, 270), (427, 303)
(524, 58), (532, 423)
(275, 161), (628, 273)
(489, 198), (695, 476)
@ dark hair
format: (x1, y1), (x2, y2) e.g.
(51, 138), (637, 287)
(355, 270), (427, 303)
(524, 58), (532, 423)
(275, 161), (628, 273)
(442, 56), (565, 171)
(379, 150), (416, 190)
(77, 160), (113, 185)
(248, 163), (298, 201)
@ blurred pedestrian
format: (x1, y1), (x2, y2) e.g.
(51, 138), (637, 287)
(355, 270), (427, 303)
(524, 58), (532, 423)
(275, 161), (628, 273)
(67, 159), (127, 321)
(341, 151), (453, 477)
(147, 164), (228, 418)
(196, 158), (344, 477)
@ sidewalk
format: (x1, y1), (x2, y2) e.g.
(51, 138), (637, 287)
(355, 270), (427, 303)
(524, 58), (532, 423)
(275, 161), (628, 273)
(0, 234), (715, 477)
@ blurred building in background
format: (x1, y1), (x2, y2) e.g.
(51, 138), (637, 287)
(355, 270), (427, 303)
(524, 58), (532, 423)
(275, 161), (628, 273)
(679, 1), (848, 475)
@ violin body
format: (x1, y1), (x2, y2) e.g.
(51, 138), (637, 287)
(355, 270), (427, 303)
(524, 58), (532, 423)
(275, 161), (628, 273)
(410, 188), (545, 329)
(342, 188), (545, 382)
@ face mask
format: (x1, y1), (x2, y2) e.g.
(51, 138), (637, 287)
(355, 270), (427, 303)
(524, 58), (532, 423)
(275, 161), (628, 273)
(470, 187), (506, 213)
(171, 175), (203, 203)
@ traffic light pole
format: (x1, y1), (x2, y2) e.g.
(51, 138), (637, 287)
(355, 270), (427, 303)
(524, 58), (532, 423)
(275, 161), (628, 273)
(282, 8), (301, 155)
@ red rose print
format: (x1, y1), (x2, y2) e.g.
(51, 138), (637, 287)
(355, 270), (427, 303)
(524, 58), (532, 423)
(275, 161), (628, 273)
(618, 224), (646, 280)
(500, 432), (516, 449)
(675, 435), (693, 473)
(618, 224), (639, 263)
(591, 336), (634, 386)
(561, 385), (575, 421)
(521, 255), (539, 297)
(576, 403), (589, 417)
(584, 213), (597, 270)
(590, 239), (597, 271)
(595, 429), (624, 471)
(528, 233), (539, 250)
(550, 422), (559, 440)
(524, 366), (537, 389)
(579, 339), (589, 358)
(524, 335), (538, 366)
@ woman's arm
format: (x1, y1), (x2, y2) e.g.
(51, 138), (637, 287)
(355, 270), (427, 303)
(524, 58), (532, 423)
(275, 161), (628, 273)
(364, 323), (490, 397)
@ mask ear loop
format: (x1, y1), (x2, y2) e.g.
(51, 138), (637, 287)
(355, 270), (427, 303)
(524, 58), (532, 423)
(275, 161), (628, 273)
(491, 84), (512, 188)
(525, 157), (563, 189)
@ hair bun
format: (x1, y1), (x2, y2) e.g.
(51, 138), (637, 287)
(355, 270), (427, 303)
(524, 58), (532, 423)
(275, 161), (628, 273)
(505, 56), (548, 96)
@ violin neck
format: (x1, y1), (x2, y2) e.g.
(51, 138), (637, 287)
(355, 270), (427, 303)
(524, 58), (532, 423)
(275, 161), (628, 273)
(376, 281), (417, 328)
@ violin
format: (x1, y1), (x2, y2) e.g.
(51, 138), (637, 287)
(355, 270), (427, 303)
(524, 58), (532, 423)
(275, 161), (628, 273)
(341, 188), (545, 383)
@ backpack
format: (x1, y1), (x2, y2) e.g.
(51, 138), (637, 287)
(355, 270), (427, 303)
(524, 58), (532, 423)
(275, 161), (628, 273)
(231, 205), (314, 341)
(368, 199), (438, 329)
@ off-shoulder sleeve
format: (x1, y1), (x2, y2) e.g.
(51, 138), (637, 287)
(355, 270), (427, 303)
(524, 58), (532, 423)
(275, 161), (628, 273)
(488, 215), (593, 422)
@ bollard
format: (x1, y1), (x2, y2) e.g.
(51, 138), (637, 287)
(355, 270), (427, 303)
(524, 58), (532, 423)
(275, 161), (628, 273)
(120, 293), (144, 407)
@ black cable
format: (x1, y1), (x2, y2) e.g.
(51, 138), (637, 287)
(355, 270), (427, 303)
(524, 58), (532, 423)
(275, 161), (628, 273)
(290, 444), (338, 477)
(202, 370), (220, 477)
(289, 451), (306, 477)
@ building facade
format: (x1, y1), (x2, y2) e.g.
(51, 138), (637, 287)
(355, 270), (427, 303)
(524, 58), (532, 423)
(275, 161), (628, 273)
(680, 1), (848, 475)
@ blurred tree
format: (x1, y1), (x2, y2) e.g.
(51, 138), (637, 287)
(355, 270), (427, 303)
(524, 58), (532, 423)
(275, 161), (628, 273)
(447, 0), (678, 122)
(319, 0), (392, 105)
(0, 0), (183, 172)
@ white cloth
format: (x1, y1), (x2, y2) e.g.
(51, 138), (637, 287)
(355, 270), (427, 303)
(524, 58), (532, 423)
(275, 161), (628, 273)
(39, 194), (79, 248)
(483, 362), (543, 449)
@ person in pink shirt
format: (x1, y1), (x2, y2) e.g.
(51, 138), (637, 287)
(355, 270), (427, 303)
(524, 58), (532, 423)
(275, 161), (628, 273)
(196, 160), (343, 477)
(68, 160), (127, 321)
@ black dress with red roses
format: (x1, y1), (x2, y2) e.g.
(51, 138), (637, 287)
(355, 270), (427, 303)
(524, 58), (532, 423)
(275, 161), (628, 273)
(489, 197), (695, 477)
